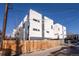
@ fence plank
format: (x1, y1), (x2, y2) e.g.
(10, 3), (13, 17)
(2, 39), (62, 55)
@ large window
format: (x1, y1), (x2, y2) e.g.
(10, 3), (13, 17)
(33, 19), (40, 22)
(33, 28), (37, 31)
(33, 28), (40, 31)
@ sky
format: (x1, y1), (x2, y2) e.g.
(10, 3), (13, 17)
(0, 3), (79, 36)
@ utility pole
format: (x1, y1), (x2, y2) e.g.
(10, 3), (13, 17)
(1, 3), (8, 48)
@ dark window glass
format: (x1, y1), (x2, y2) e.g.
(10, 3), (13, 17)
(16, 32), (19, 35)
(33, 19), (40, 22)
(23, 23), (25, 28)
(33, 28), (37, 31)
(33, 28), (40, 31)
(38, 29), (40, 31)
(51, 25), (53, 29)
(38, 20), (40, 22)
(46, 31), (49, 33)
(58, 28), (60, 31)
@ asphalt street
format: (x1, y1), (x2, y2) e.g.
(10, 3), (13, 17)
(49, 46), (79, 56)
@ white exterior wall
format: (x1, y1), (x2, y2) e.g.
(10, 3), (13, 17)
(18, 28), (24, 39)
(63, 26), (67, 38)
(29, 9), (42, 39)
(53, 23), (63, 39)
(11, 21), (24, 39)
(17, 21), (24, 39)
(11, 15), (29, 40)
(11, 29), (17, 38)
(23, 15), (28, 40)
(11, 9), (67, 40)
(44, 16), (54, 39)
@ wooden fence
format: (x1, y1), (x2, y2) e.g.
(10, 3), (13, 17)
(2, 39), (62, 55)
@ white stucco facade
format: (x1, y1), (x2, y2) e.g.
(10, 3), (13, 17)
(29, 9), (42, 39)
(44, 16), (54, 39)
(63, 26), (67, 38)
(53, 23), (63, 39)
(11, 9), (67, 40)
(53, 23), (67, 39)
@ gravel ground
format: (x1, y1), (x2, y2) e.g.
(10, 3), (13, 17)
(1, 44), (77, 56)
(21, 45), (79, 56)
(21, 46), (63, 56)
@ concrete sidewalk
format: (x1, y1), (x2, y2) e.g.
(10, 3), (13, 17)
(21, 46), (63, 56)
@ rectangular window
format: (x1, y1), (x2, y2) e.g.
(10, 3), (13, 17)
(16, 32), (19, 35)
(33, 19), (40, 22)
(33, 28), (40, 31)
(19, 28), (21, 31)
(38, 20), (40, 22)
(38, 29), (40, 31)
(46, 31), (49, 33)
(58, 28), (60, 31)
(33, 28), (37, 31)
(23, 23), (25, 28)
(51, 25), (53, 29)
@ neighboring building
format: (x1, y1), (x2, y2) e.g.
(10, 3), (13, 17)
(11, 9), (67, 40)
(17, 21), (24, 40)
(11, 29), (16, 38)
(44, 16), (54, 39)
(53, 23), (66, 39)
(12, 21), (24, 39)
(63, 26), (67, 39)
(23, 15), (28, 40)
